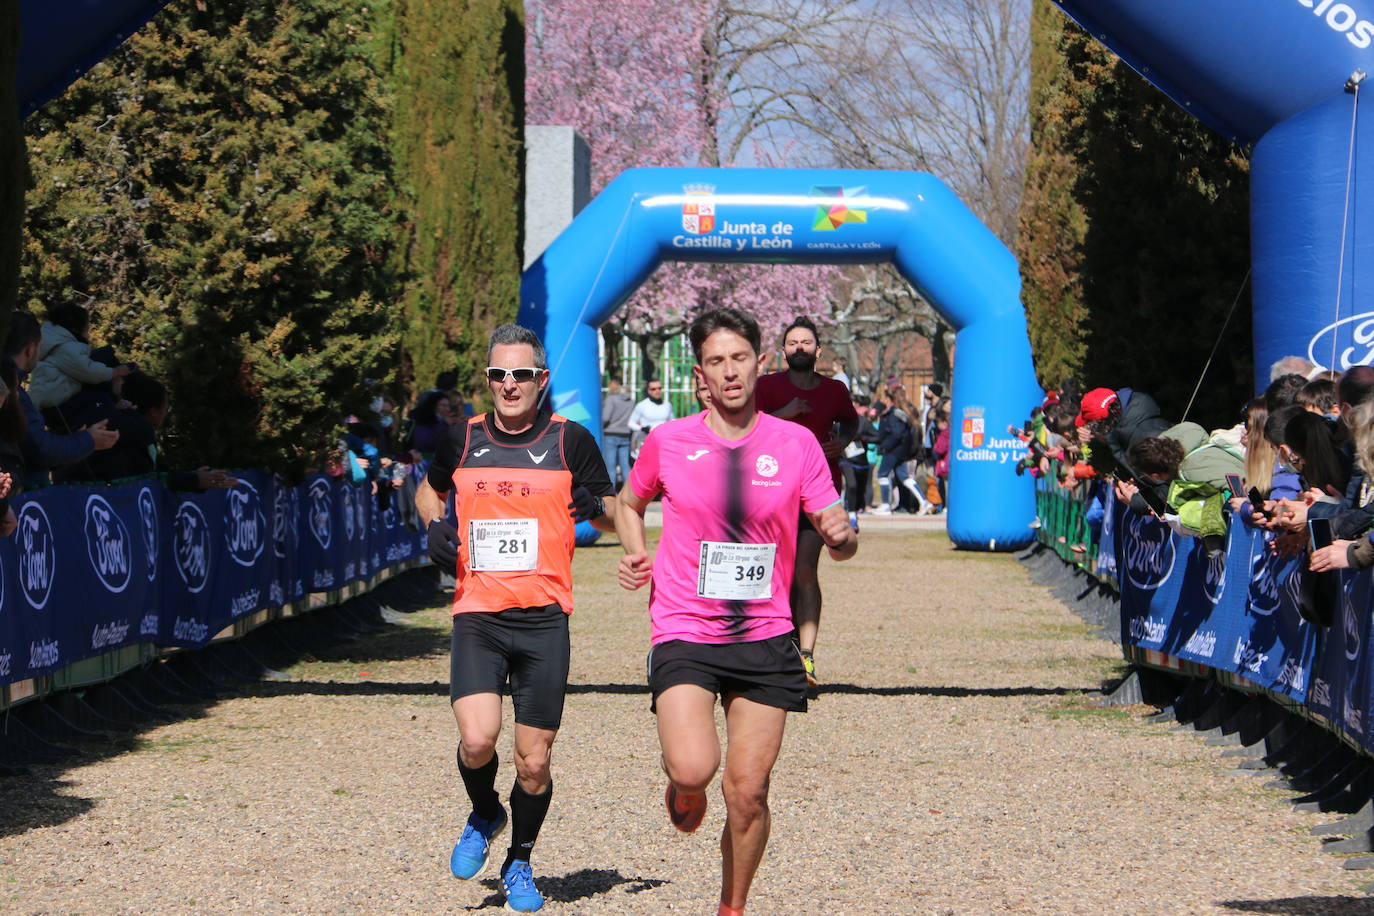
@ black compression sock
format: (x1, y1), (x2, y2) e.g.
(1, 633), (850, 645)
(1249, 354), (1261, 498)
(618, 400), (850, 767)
(502, 779), (552, 873)
(457, 748), (502, 821)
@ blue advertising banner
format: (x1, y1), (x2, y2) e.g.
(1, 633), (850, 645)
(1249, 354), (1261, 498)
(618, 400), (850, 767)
(1117, 504), (1339, 739)
(1309, 571), (1374, 743)
(0, 472), (426, 688)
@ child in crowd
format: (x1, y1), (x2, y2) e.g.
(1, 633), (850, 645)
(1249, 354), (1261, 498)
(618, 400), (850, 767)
(28, 301), (134, 431)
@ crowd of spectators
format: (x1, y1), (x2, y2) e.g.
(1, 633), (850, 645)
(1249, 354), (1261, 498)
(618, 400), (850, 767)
(0, 303), (525, 535)
(8, 299), (959, 545)
(600, 353), (950, 529)
(1022, 356), (1374, 613)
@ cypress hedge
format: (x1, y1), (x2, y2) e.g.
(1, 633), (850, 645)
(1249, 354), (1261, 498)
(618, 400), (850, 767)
(1019, 2), (1252, 428)
(0, 5), (23, 342)
(383, 0), (525, 397)
(16, 0), (526, 470)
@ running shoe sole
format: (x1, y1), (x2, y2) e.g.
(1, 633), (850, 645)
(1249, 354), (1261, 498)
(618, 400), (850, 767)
(665, 782), (707, 833)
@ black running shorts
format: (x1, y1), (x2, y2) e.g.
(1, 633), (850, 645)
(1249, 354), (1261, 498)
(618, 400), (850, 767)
(449, 604), (570, 730)
(647, 632), (808, 714)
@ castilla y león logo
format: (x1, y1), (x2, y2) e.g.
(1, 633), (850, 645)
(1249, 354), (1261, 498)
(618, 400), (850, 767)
(810, 186), (870, 231)
(961, 407), (984, 449)
(681, 184), (716, 235)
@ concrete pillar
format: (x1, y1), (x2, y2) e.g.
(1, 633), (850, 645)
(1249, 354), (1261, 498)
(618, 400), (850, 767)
(523, 125), (590, 269)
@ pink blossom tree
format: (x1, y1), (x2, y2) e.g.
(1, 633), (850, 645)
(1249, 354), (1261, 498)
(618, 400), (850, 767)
(527, 0), (844, 381)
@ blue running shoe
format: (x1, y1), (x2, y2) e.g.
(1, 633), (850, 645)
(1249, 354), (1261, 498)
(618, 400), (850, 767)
(449, 808), (508, 880)
(501, 859), (545, 913)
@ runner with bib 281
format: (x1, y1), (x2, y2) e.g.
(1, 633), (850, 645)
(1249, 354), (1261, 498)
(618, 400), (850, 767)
(416, 323), (616, 914)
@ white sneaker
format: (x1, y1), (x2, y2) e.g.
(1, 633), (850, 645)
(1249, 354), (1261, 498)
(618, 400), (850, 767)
(873, 504), (893, 515)
(900, 481), (927, 515)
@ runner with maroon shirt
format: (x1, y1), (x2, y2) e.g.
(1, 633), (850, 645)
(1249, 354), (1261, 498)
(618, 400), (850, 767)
(754, 316), (859, 686)
(616, 307), (857, 916)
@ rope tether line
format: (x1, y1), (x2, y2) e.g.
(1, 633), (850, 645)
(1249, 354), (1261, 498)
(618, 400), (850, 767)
(1330, 71), (1364, 372)
(1180, 268), (1251, 424)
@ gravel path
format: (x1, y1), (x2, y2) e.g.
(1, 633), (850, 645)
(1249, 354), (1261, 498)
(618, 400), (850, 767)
(1, 527), (1372, 914)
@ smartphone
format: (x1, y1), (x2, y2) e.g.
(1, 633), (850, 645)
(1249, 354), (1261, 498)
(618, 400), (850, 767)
(1138, 482), (1169, 517)
(1248, 487), (1271, 520)
(1224, 474), (1244, 499)
(1309, 517), (1333, 553)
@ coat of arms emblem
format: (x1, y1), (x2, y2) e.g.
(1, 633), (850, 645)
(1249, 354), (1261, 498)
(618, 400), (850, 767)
(682, 184), (716, 235)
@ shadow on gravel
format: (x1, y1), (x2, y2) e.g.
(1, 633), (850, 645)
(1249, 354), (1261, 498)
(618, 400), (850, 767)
(245, 681), (657, 698)
(818, 683), (1094, 698)
(281, 622), (449, 664)
(246, 681), (1098, 701)
(249, 680), (449, 697)
(1219, 897), (1374, 914)
(0, 569), (447, 838)
(468, 868), (668, 909)
(0, 774), (97, 839)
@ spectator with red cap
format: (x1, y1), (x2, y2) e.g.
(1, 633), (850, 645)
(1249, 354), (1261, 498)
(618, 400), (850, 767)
(1074, 385), (1173, 484)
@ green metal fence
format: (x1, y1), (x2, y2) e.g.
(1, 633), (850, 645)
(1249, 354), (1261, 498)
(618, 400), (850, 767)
(600, 332), (700, 419)
(1033, 462), (1103, 574)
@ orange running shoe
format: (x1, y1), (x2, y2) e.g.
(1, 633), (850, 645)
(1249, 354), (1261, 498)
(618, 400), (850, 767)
(665, 782), (707, 833)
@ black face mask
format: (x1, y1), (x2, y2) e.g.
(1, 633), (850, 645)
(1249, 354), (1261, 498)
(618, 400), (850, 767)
(648, 394), (664, 404)
(786, 350), (817, 374)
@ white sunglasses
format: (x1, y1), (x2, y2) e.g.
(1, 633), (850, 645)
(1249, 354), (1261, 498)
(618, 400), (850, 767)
(485, 366), (543, 383)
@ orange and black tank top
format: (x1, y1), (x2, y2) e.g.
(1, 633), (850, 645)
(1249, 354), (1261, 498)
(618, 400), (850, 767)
(450, 413), (576, 615)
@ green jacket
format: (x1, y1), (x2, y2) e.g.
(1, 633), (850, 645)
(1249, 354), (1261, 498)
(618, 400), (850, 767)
(1163, 422), (1245, 489)
(1157, 422), (1245, 538)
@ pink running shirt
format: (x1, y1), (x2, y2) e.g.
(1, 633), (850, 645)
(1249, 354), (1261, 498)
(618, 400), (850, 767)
(630, 412), (840, 646)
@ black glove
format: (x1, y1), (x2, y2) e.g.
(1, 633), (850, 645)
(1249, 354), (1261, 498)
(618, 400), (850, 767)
(427, 518), (461, 569)
(568, 486), (605, 523)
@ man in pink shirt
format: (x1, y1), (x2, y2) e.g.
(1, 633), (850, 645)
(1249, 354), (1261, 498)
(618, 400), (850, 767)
(616, 308), (858, 916)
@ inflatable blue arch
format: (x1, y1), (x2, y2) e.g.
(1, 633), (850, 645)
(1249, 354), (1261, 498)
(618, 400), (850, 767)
(37, 2), (1374, 547)
(1052, 0), (1374, 390)
(518, 168), (1041, 550)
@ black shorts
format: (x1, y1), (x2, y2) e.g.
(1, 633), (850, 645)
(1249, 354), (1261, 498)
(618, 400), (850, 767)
(449, 604), (570, 730)
(647, 632), (808, 714)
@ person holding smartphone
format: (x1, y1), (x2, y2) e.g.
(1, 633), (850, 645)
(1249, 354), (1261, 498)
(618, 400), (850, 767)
(1123, 421), (1245, 555)
(1310, 530), (1374, 570)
